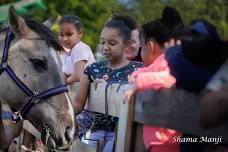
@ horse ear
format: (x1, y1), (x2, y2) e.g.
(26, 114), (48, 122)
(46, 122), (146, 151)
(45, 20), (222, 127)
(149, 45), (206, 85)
(43, 16), (58, 29)
(8, 5), (30, 37)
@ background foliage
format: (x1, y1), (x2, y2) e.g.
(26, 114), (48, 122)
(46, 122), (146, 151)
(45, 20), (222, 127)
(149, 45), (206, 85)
(1, 0), (228, 52)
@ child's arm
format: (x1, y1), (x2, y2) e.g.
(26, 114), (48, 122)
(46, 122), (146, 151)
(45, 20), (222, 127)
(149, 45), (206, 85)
(0, 103), (10, 148)
(72, 74), (90, 114)
(131, 67), (147, 79)
(0, 104), (23, 149)
(66, 60), (87, 84)
(124, 84), (137, 103)
(135, 70), (176, 91)
(124, 70), (176, 103)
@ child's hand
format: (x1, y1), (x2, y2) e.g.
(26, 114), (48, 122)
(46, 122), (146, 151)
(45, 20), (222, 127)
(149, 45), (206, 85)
(155, 129), (177, 143)
(155, 131), (169, 143)
(128, 75), (136, 84)
(123, 84), (138, 103)
(164, 38), (181, 49)
(94, 78), (105, 90)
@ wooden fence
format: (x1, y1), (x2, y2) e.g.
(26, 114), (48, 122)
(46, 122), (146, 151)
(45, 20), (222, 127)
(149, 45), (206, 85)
(19, 82), (228, 152)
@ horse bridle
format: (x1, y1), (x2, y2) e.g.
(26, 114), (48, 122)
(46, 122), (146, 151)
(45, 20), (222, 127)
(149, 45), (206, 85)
(0, 30), (69, 123)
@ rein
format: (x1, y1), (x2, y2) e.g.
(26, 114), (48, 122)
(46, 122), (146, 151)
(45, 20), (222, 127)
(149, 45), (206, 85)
(0, 30), (68, 123)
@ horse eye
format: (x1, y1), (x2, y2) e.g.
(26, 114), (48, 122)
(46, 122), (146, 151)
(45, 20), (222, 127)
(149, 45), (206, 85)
(29, 58), (47, 71)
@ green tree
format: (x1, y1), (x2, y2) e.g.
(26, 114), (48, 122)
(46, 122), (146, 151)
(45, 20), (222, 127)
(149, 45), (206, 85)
(2, 0), (228, 48)
(1, 0), (127, 51)
(34, 0), (127, 51)
(132, 0), (228, 39)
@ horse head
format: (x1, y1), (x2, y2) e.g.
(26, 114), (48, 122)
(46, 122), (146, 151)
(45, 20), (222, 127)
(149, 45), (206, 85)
(0, 6), (75, 150)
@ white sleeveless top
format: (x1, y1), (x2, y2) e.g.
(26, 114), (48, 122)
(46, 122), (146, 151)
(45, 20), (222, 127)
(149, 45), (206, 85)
(60, 41), (95, 75)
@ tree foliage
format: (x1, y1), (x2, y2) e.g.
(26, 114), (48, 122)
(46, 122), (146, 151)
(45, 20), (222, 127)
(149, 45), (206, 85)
(35, 0), (127, 51)
(1, 0), (126, 51)
(1, 0), (228, 50)
(132, 0), (228, 39)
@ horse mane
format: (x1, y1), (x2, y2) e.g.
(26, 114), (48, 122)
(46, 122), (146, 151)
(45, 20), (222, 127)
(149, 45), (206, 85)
(25, 19), (64, 52)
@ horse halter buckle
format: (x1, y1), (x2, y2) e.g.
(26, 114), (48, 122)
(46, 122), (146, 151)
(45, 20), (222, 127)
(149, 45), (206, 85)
(1, 62), (8, 69)
(12, 111), (23, 123)
(31, 92), (40, 104)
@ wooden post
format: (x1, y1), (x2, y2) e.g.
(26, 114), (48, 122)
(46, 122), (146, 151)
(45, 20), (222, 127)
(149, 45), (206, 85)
(116, 96), (135, 152)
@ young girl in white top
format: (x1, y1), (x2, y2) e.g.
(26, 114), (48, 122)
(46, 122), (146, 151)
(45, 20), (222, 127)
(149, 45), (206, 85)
(59, 15), (95, 84)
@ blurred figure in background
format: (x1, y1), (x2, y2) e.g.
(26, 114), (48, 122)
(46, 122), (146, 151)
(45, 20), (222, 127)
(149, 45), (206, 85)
(58, 15), (95, 85)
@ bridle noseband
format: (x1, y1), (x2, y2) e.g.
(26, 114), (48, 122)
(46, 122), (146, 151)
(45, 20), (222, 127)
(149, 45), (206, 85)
(0, 30), (69, 123)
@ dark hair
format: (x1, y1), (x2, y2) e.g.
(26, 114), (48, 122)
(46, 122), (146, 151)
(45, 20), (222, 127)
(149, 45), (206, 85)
(25, 19), (64, 52)
(140, 6), (183, 46)
(140, 19), (170, 46)
(161, 6), (184, 32)
(179, 20), (228, 73)
(103, 16), (132, 42)
(111, 14), (139, 31)
(59, 15), (83, 31)
(110, 14), (142, 61)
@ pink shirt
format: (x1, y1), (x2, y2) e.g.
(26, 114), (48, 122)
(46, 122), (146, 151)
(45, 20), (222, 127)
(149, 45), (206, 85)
(131, 54), (176, 91)
(60, 41), (95, 75)
(131, 54), (181, 152)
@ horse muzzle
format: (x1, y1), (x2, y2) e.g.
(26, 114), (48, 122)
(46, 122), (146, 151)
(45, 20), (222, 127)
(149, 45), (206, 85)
(47, 136), (74, 151)
(41, 125), (75, 151)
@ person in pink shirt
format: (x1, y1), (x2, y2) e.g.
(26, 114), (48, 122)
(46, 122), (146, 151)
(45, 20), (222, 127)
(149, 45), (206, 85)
(124, 7), (183, 152)
(127, 53), (175, 92)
